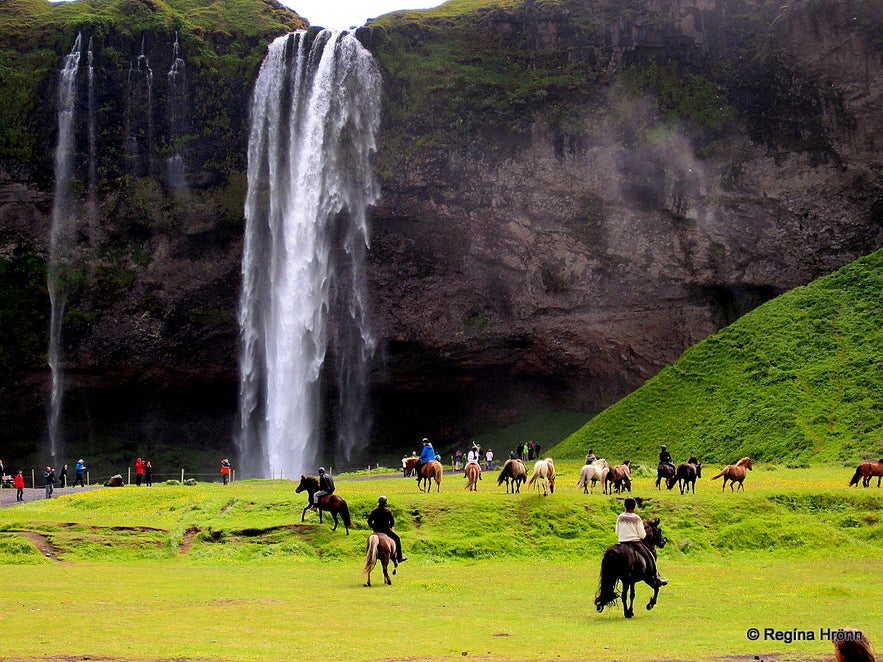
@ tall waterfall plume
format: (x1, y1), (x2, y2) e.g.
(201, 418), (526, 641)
(86, 36), (97, 244)
(126, 35), (153, 175)
(238, 30), (381, 478)
(47, 33), (83, 460)
(166, 31), (187, 189)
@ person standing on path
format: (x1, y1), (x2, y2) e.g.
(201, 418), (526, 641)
(74, 459), (86, 487)
(44, 466), (56, 499)
(220, 458), (231, 485)
(145, 460), (153, 487)
(134, 458), (144, 486)
(14, 470), (25, 501)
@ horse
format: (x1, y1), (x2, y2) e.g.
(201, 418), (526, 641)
(497, 458), (527, 493)
(526, 458), (555, 496)
(595, 517), (667, 618)
(577, 459), (609, 494)
(363, 533), (398, 586)
(655, 462), (675, 489)
(403, 456), (419, 478)
(605, 461), (632, 494)
(710, 457), (753, 491)
(417, 459), (443, 493)
(464, 462), (481, 491)
(295, 475), (352, 534)
(666, 457), (702, 494)
(849, 459), (883, 488)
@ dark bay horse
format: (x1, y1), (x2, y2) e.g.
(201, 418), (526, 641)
(295, 475), (352, 534)
(655, 462), (675, 489)
(710, 457), (753, 491)
(849, 460), (883, 488)
(497, 458), (527, 493)
(464, 462), (481, 491)
(666, 457), (702, 494)
(364, 533), (398, 586)
(605, 461), (632, 494)
(595, 518), (667, 618)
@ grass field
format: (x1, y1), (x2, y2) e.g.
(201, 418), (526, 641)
(1, 463), (881, 661)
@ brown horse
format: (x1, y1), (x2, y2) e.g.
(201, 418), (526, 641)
(464, 462), (481, 491)
(295, 475), (352, 534)
(364, 533), (398, 586)
(605, 461), (632, 494)
(497, 458), (527, 493)
(655, 462), (675, 489)
(710, 457), (753, 491)
(849, 460), (883, 488)
(666, 457), (702, 494)
(417, 459), (443, 493)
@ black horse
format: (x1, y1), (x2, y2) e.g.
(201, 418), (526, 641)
(655, 462), (675, 489)
(666, 457), (702, 494)
(594, 518), (667, 618)
(295, 475), (352, 534)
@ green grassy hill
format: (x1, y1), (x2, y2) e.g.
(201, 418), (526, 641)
(551, 249), (883, 466)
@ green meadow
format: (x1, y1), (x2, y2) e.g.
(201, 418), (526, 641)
(2, 463), (881, 661)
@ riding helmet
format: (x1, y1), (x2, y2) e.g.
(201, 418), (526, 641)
(318, 467), (325, 474)
(378, 496), (387, 506)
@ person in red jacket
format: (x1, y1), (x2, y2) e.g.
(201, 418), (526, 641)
(135, 458), (144, 486)
(14, 470), (25, 502)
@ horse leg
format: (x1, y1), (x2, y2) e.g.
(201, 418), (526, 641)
(646, 584), (659, 611)
(301, 504), (311, 522)
(330, 512), (339, 531)
(623, 581), (635, 618)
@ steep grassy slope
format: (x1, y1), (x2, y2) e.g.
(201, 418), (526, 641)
(552, 250), (883, 465)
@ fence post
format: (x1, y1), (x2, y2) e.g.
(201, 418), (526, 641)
(181, 468), (184, 484)
(231, 469), (235, 484)
(32, 469), (35, 489)
(127, 467), (131, 485)
(87, 471), (90, 486)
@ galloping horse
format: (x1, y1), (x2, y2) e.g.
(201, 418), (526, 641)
(363, 533), (398, 586)
(605, 461), (632, 494)
(497, 458), (527, 493)
(666, 457), (702, 494)
(464, 462), (481, 491)
(710, 457), (753, 491)
(849, 459), (883, 488)
(295, 475), (352, 534)
(595, 518), (667, 618)
(526, 458), (556, 496)
(655, 462), (675, 489)
(577, 459), (609, 494)
(417, 459), (443, 493)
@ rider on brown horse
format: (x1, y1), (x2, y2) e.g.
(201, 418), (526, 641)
(367, 496), (407, 562)
(616, 496), (668, 588)
(310, 467), (335, 511)
(417, 439), (436, 478)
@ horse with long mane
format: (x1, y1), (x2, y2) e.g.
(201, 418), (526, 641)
(655, 462), (675, 489)
(595, 517), (667, 618)
(577, 459), (609, 494)
(849, 459), (883, 488)
(295, 475), (352, 534)
(526, 458), (555, 496)
(464, 462), (481, 491)
(363, 533), (398, 586)
(666, 457), (702, 494)
(710, 457), (753, 491)
(605, 461), (632, 494)
(497, 458), (527, 493)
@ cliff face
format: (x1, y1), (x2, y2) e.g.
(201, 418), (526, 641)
(0, 0), (881, 471)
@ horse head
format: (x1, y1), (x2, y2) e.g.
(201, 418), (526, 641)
(295, 475), (317, 493)
(741, 457), (754, 470)
(644, 518), (667, 548)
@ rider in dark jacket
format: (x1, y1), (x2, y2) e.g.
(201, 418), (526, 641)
(310, 467), (335, 511)
(367, 496), (407, 562)
(659, 445), (674, 469)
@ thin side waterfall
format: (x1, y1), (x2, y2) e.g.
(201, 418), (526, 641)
(47, 32), (83, 460)
(238, 30), (381, 478)
(86, 36), (97, 245)
(166, 31), (187, 189)
(126, 35), (153, 175)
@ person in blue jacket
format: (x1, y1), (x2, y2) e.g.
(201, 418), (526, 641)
(74, 459), (86, 487)
(417, 438), (435, 477)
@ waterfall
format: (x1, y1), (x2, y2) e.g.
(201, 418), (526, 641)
(238, 30), (381, 478)
(86, 36), (97, 245)
(126, 35), (153, 175)
(166, 31), (187, 189)
(47, 32), (83, 460)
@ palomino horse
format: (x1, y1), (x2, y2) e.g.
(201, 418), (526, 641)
(849, 459), (883, 488)
(497, 458), (527, 493)
(417, 459), (443, 493)
(666, 457), (702, 494)
(655, 462), (675, 489)
(577, 459), (609, 494)
(526, 458), (555, 496)
(464, 462), (481, 491)
(605, 461), (632, 494)
(295, 475), (352, 534)
(710, 457), (753, 491)
(595, 518), (667, 618)
(363, 533), (398, 586)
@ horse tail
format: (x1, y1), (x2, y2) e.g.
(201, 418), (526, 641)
(340, 500), (352, 529)
(364, 534), (379, 574)
(594, 548), (620, 610)
(710, 469), (725, 480)
(526, 471), (537, 489)
(849, 465), (862, 487)
(497, 467), (508, 487)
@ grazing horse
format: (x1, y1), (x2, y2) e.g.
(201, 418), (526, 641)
(655, 462), (675, 489)
(464, 462), (481, 491)
(497, 458), (527, 493)
(295, 475), (352, 534)
(849, 460), (883, 488)
(526, 458), (556, 496)
(417, 459), (443, 493)
(710, 457), (753, 491)
(605, 461), (632, 494)
(595, 518), (667, 618)
(363, 533), (398, 586)
(577, 459), (609, 494)
(666, 457), (702, 494)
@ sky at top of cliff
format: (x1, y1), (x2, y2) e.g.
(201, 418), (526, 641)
(281, 0), (444, 29)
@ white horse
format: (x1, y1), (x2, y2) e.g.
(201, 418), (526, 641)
(526, 458), (556, 496)
(577, 458), (609, 494)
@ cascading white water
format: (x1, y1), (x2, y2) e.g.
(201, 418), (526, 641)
(86, 36), (97, 245)
(166, 31), (187, 189)
(126, 36), (153, 174)
(238, 30), (381, 479)
(47, 32), (83, 460)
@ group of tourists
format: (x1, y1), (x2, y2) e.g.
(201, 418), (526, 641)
(454, 443), (493, 472)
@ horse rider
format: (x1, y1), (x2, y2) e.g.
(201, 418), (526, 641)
(585, 449), (597, 465)
(310, 467), (335, 511)
(417, 438), (436, 478)
(466, 444), (481, 472)
(367, 495), (407, 562)
(616, 496), (668, 588)
(659, 444), (675, 470)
